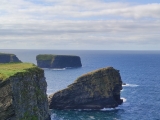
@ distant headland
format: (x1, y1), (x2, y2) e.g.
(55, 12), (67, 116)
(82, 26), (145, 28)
(0, 53), (21, 63)
(36, 54), (82, 68)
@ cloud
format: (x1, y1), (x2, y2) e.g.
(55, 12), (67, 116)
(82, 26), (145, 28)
(1, 0), (160, 22)
(0, 0), (160, 49)
(0, 20), (160, 43)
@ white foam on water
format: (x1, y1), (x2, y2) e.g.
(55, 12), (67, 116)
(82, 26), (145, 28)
(122, 83), (139, 87)
(74, 109), (92, 111)
(100, 108), (116, 111)
(75, 108), (116, 111)
(121, 97), (127, 102)
(65, 67), (73, 69)
(42, 68), (50, 70)
(47, 92), (53, 95)
(51, 68), (66, 71)
(42, 68), (66, 71)
(89, 116), (95, 119)
(113, 118), (119, 120)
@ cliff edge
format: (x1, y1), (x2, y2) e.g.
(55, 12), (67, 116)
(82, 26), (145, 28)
(36, 54), (82, 68)
(0, 53), (22, 63)
(0, 63), (50, 120)
(48, 67), (123, 110)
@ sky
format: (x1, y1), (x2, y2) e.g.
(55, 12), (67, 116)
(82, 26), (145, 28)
(0, 0), (160, 50)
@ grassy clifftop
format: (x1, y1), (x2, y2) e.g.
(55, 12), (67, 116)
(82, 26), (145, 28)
(36, 54), (55, 61)
(36, 54), (76, 61)
(0, 62), (50, 120)
(48, 67), (123, 109)
(36, 54), (82, 68)
(0, 63), (39, 80)
(0, 53), (22, 63)
(0, 53), (14, 55)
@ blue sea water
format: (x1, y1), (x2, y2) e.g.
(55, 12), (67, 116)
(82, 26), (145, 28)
(1, 49), (160, 120)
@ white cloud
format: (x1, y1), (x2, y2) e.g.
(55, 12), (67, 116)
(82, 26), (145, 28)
(0, 0), (160, 49)
(1, 0), (160, 22)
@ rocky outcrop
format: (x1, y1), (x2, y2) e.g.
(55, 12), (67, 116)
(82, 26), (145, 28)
(0, 63), (50, 120)
(48, 67), (123, 110)
(36, 54), (82, 68)
(122, 83), (126, 85)
(0, 53), (21, 63)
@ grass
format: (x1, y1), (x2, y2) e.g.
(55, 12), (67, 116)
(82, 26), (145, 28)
(0, 63), (38, 80)
(36, 54), (55, 61)
(36, 54), (78, 61)
(0, 52), (14, 55)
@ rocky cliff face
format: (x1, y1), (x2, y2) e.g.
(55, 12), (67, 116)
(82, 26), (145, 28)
(0, 63), (50, 120)
(36, 54), (82, 68)
(48, 67), (123, 109)
(0, 53), (21, 63)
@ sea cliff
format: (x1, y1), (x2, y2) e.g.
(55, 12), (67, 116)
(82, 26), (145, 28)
(48, 67), (123, 109)
(0, 63), (50, 120)
(0, 53), (21, 63)
(36, 54), (82, 68)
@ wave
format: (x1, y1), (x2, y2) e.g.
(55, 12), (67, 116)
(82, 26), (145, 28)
(42, 68), (50, 70)
(65, 67), (73, 69)
(42, 68), (66, 71)
(76, 109), (92, 111)
(100, 108), (116, 111)
(89, 116), (96, 119)
(72, 108), (117, 111)
(121, 97), (127, 102)
(51, 68), (66, 71)
(122, 83), (139, 87)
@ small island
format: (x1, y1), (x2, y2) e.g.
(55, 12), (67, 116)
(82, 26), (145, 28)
(48, 67), (123, 109)
(0, 63), (50, 120)
(36, 54), (82, 68)
(0, 53), (22, 63)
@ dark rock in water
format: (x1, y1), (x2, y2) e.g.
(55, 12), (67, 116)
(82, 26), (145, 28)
(36, 54), (82, 68)
(0, 63), (50, 120)
(0, 53), (22, 63)
(48, 67), (123, 110)
(122, 83), (126, 85)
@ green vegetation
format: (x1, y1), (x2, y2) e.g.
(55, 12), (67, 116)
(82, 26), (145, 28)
(36, 54), (77, 61)
(0, 52), (14, 55)
(0, 63), (38, 80)
(21, 112), (38, 120)
(36, 54), (55, 61)
(0, 52), (22, 63)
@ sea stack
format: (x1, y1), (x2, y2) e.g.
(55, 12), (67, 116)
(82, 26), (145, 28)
(0, 53), (22, 63)
(48, 67), (123, 109)
(36, 54), (82, 68)
(0, 63), (50, 120)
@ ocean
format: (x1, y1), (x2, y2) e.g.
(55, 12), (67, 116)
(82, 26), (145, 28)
(1, 49), (160, 120)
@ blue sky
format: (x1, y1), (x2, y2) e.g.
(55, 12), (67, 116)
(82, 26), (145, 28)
(0, 0), (160, 50)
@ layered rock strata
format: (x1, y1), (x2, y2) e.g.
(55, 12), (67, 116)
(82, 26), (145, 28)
(48, 67), (123, 109)
(0, 53), (21, 63)
(0, 63), (50, 120)
(36, 54), (82, 68)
